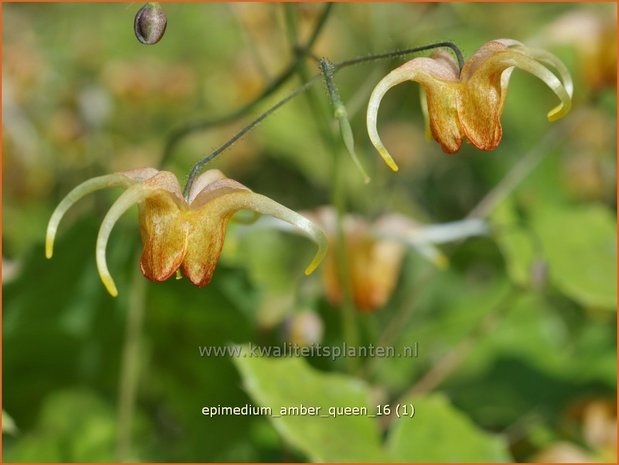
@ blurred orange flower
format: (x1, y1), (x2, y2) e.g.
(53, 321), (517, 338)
(540, 9), (616, 93)
(305, 207), (487, 312)
(318, 211), (407, 312)
(535, 399), (617, 462)
(46, 168), (327, 297)
(367, 39), (573, 171)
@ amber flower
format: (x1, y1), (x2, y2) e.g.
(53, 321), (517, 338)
(540, 9), (616, 93)
(535, 399), (617, 462)
(46, 168), (327, 297)
(367, 39), (573, 171)
(303, 207), (487, 312)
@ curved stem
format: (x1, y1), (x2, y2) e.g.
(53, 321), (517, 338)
(319, 57), (370, 182)
(159, 3), (334, 169)
(181, 77), (319, 199)
(335, 41), (464, 72)
(183, 40), (465, 194)
(284, 4), (360, 371)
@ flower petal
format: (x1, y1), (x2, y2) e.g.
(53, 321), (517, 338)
(519, 46), (574, 120)
(355, 238), (406, 311)
(459, 39), (520, 80)
(180, 213), (229, 287)
(122, 167), (161, 182)
(183, 191), (328, 286)
(419, 87), (433, 140)
(459, 45), (572, 149)
(373, 214), (447, 268)
(96, 170), (186, 296)
(189, 177), (251, 208)
(45, 174), (136, 259)
(367, 53), (462, 168)
(181, 177), (255, 286)
(96, 185), (154, 297)
(138, 193), (189, 284)
(141, 170), (184, 200)
(236, 194), (328, 276)
(186, 169), (228, 203)
(374, 215), (488, 269)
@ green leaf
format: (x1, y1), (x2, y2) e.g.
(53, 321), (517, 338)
(386, 394), (511, 462)
(532, 204), (617, 309)
(372, 267), (510, 394)
(3, 218), (262, 462)
(492, 201), (536, 287)
(234, 350), (388, 462)
(4, 389), (119, 462)
(493, 202), (617, 309)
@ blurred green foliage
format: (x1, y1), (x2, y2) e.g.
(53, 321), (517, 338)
(387, 394), (510, 462)
(3, 2), (616, 463)
(236, 351), (386, 462)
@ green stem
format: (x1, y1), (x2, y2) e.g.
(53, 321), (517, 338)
(159, 3), (334, 169)
(182, 40), (464, 194)
(359, 267), (436, 379)
(116, 262), (147, 461)
(182, 77), (319, 199)
(331, 149), (361, 370)
(284, 4), (360, 371)
(319, 57), (370, 183)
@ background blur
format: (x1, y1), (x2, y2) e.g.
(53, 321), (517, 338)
(3, 2), (617, 462)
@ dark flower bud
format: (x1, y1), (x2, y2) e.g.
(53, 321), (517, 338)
(134, 3), (167, 45)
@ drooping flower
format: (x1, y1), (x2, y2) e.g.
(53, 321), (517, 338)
(302, 207), (488, 312)
(367, 39), (574, 171)
(46, 168), (327, 297)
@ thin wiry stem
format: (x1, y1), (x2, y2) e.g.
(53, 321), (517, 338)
(183, 40), (466, 195)
(335, 41), (465, 71)
(159, 3), (334, 169)
(181, 77), (319, 199)
(287, 6), (361, 357)
(285, 4), (360, 371)
(319, 57), (371, 183)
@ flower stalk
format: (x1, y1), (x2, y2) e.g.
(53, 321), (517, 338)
(116, 260), (147, 461)
(182, 40), (467, 194)
(319, 57), (371, 183)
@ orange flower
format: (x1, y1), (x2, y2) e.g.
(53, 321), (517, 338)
(367, 39), (573, 171)
(46, 168), (327, 297)
(319, 212), (407, 312)
(540, 9), (616, 93)
(304, 207), (487, 312)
